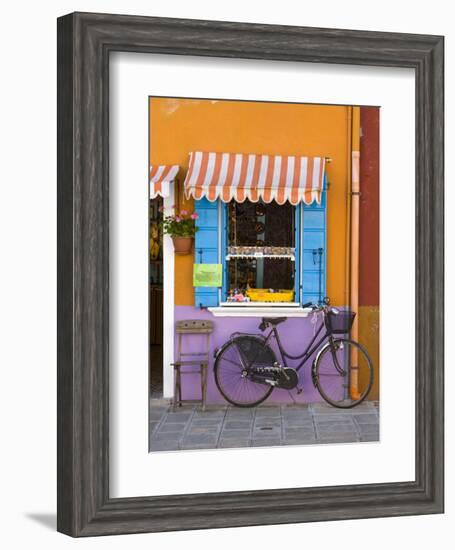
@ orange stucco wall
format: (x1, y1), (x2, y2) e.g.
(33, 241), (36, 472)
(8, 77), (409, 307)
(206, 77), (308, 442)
(150, 97), (353, 307)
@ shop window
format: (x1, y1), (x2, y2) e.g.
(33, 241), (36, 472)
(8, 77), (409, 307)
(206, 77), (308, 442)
(193, 190), (327, 309)
(225, 200), (297, 303)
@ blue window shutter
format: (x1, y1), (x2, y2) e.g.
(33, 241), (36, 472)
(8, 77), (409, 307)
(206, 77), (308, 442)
(194, 198), (220, 308)
(301, 174), (327, 305)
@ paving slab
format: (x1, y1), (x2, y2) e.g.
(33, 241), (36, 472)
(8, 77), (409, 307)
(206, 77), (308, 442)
(357, 424), (380, 435)
(219, 439), (251, 448)
(150, 440), (181, 451)
(253, 426), (282, 438)
(282, 404), (311, 410)
(316, 426), (357, 435)
(149, 400), (379, 451)
(283, 418), (314, 429)
(182, 435), (219, 447)
(254, 417), (282, 428)
(284, 427), (317, 440)
(317, 432), (359, 443)
(170, 404), (196, 411)
(218, 430), (251, 439)
(315, 416), (356, 424)
(187, 426), (220, 436)
(152, 432), (184, 441)
(251, 439), (282, 447)
(255, 408), (282, 417)
(158, 423), (188, 433)
(282, 414), (313, 423)
(226, 409), (255, 418)
(181, 443), (218, 450)
(282, 407), (312, 415)
(165, 413), (193, 423)
(149, 421), (160, 434)
(190, 418), (223, 427)
(315, 421), (356, 431)
(311, 402), (375, 414)
(221, 427), (251, 437)
(353, 414), (379, 424)
(149, 407), (168, 415)
(193, 409), (226, 417)
(223, 420), (252, 430)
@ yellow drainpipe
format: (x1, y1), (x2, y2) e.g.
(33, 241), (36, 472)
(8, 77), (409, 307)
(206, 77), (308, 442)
(350, 107), (361, 400)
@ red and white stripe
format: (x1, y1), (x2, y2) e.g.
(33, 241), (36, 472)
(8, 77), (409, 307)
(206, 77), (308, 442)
(183, 152), (326, 205)
(149, 165), (179, 198)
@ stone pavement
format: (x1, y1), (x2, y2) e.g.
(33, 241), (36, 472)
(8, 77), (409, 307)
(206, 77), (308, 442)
(149, 400), (379, 452)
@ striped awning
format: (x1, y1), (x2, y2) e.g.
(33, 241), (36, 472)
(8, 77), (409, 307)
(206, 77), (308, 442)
(184, 152), (326, 205)
(149, 165), (179, 198)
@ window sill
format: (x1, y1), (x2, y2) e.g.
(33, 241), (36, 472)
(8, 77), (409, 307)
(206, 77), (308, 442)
(208, 304), (312, 317)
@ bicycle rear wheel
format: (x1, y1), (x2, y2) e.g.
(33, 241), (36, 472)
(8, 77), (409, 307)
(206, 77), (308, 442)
(313, 338), (374, 408)
(214, 336), (275, 407)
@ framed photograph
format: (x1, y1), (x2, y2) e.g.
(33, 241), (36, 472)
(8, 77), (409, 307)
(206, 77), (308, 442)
(57, 12), (444, 536)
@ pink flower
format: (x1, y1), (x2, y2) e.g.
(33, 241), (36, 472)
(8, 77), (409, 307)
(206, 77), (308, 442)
(190, 213), (199, 220)
(175, 216), (181, 222)
(180, 209), (188, 216)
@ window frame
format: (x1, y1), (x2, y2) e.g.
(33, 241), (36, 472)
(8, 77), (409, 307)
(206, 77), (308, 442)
(220, 201), (302, 306)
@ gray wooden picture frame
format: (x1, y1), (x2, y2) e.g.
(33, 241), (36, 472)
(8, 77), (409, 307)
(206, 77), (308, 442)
(57, 12), (444, 537)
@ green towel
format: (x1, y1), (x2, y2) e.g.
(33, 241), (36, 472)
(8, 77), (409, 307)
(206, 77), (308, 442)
(193, 264), (222, 287)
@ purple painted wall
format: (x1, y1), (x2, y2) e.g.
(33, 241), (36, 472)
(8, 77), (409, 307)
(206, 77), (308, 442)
(174, 306), (330, 404)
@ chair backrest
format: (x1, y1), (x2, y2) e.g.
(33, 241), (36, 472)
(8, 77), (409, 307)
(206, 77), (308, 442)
(175, 319), (213, 334)
(175, 320), (214, 362)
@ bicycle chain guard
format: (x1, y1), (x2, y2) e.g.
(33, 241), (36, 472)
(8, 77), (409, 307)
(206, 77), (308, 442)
(277, 367), (299, 390)
(250, 366), (298, 390)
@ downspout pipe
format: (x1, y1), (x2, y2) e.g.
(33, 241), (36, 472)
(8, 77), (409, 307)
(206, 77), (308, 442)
(350, 107), (361, 400)
(345, 108), (352, 319)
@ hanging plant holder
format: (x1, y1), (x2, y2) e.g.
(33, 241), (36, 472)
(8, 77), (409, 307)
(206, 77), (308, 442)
(172, 236), (194, 255)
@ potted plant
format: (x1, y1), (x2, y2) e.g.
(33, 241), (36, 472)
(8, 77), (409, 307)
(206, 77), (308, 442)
(160, 206), (199, 255)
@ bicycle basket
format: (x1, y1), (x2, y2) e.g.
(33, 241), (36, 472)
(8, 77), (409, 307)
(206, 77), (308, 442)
(325, 309), (356, 334)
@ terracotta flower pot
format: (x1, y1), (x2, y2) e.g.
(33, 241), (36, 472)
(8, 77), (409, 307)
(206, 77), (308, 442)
(171, 236), (194, 255)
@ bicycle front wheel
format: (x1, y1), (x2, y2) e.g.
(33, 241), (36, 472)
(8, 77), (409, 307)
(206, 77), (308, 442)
(313, 338), (374, 408)
(214, 336), (275, 407)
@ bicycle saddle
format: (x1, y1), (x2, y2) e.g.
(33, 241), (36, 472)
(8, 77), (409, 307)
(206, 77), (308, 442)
(259, 317), (287, 330)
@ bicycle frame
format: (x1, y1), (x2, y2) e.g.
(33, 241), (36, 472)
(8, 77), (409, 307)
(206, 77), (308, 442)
(260, 317), (333, 372)
(218, 310), (371, 407)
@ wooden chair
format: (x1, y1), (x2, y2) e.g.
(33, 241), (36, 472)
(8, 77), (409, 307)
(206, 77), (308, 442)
(171, 319), (214, 411)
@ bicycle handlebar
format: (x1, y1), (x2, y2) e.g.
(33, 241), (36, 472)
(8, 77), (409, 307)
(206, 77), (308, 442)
(257, 300), (339, 331)
(303, 302), (340, 315)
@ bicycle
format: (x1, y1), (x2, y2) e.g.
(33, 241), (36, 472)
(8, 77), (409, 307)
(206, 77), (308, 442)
(214, 301), (374, 409)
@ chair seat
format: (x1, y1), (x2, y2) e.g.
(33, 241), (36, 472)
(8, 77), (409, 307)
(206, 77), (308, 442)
(172, 360), (208, 366)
